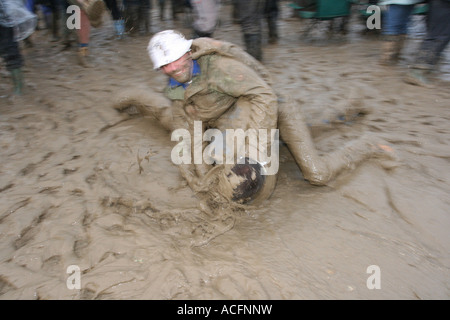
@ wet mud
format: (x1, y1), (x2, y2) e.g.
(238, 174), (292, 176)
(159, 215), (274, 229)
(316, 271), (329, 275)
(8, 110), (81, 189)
(0, 3), (449, 299)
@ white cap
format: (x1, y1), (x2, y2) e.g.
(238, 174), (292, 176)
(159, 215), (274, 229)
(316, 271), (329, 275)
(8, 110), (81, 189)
(147, 30), (193, 69)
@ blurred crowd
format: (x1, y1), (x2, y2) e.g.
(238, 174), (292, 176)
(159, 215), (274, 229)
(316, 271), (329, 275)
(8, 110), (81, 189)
(1, 0), (449, 96)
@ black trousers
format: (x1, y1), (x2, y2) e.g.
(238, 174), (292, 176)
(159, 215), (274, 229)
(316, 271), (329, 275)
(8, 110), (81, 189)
(104, 0), (123, 20)
(414, 0), (450, 68)
(0, 25), (24, 71)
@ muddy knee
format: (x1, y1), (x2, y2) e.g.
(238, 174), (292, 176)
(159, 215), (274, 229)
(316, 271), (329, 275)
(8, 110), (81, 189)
(302, 164), (333, 186)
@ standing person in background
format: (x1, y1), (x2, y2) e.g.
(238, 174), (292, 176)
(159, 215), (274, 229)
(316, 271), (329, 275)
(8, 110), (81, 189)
(235, 0), (279, 61)
(124, 0), (151, 36)
(236, 0), (264, 61)
(66, 0), (105, 67)
(378, 0), (424, 66)
(76, 3), (91, 67)
(0, 0), (36, 95)
(159, 0), (185, 21)
(404, 0), (450, 87)
(104, 0), (125, 39)
(231, 0), (239, 24)
(48, 0), (63, 42)
(265, 0), (279, 44)
(123, 0), (140, 36)
(158, 0), (166, 20)
(139, 0), (151, 36)
(190, 0), (220, 38)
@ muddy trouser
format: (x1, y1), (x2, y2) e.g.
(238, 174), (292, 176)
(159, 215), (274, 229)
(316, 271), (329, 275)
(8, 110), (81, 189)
(265, 0), (279, 41)
(412, 0), (450, 69)
(0, 26), (24, 71)
(139, 1), (151, 33)
(237, 0), (264, 61)
(277, 96), (385, 186)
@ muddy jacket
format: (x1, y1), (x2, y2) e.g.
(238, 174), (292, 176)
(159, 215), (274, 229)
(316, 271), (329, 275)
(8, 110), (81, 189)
(163, 38), (280, 191)
(164, 38), (278, 131)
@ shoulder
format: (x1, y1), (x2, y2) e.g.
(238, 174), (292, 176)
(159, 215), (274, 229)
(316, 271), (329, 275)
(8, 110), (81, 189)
(201, 54), (266, 84)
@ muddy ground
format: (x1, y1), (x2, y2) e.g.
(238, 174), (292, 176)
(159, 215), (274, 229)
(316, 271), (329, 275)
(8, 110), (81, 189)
(0, 2), (449, 299)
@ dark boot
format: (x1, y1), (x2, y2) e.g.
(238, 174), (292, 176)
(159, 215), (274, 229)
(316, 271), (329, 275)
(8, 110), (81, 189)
(51, 9), (60, 42)
(267, 17), (278, 44)
(160, 0), (165, 21)
(244, 33), (263, 61)
(141, 9), (150, 35)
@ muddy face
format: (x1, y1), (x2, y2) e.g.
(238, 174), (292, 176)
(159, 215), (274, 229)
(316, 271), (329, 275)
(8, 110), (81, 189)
(161, 52), (194, 84)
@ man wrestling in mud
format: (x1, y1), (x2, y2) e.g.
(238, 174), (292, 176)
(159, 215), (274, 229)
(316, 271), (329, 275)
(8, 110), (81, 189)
(114, 30), (395, 207)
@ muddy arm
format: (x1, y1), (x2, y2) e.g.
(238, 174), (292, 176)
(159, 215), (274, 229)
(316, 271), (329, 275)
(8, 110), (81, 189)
(278, 98), (395, 186)
(113, 87), (177, 132)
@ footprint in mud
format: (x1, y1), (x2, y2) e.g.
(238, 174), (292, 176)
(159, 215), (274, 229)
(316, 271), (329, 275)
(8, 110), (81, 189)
(13, 207), (53, 250)
(39, 186), (62, 194)
(0, 276), (16, 295)
(78, 283), (98, 300)
(41, 255), (63, 276)
(19, 152), (54, 176)
(73, 238), (90, 258)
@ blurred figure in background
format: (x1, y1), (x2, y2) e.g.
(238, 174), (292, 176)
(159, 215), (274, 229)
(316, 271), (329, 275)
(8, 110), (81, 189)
(236, 0), (264, 61)
(66, 0), (105, 67)
(124, 0), (151, 36)
(231, 0), (239, 24)
(404, 0), (450, 87)
(1, 0), (37, 95)
(190, 0), (220, 38)
(378, 0), (424, 66)
(265, 0), (279, 44)
(104, 0), (125, 39)
(236, 0), (279, 61)
(159, 0), (185, 21)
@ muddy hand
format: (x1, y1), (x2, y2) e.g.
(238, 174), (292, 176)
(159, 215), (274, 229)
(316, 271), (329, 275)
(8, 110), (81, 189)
(113, 96), (144, 116)
(113, 88), (158, 117)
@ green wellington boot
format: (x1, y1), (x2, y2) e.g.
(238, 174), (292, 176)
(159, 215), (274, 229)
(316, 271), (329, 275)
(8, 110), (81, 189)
(11, 68), (24, 95)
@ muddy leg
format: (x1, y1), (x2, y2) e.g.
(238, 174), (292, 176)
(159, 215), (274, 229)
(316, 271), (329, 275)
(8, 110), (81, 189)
(278, 99), (394, 186)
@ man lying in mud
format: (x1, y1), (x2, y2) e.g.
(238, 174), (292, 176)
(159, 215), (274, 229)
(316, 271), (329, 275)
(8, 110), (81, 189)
(114, 30), (395, 207)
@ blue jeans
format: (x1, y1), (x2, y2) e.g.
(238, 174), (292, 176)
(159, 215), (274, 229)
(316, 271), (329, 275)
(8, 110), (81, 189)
(382, 4), (415, 35)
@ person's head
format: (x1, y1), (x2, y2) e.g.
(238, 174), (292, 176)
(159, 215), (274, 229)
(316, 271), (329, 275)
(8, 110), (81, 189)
(147, 30), (194, 84)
